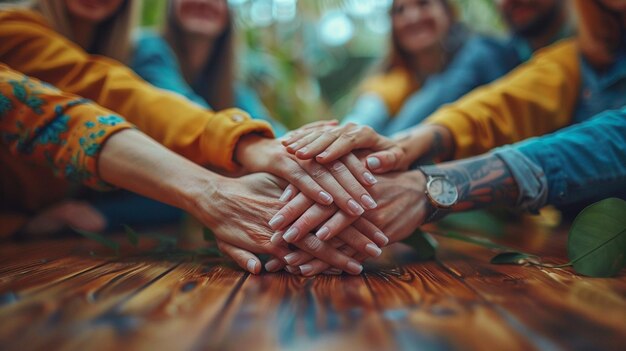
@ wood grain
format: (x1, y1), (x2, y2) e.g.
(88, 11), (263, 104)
(0, 222), (624, 351)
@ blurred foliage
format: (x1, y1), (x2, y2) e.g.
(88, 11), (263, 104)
(140, 0), (504, 130)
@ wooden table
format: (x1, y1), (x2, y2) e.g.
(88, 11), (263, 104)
(1, 221), (624, 351)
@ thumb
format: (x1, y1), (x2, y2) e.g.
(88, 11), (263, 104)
(365, 148), (405, 173)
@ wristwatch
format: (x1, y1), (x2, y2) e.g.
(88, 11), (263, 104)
(419, 167), (459, 223)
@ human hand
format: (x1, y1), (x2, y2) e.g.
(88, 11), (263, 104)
(271, 170), (430, 276)
(281, 122), (409, 173)
(235, 135), (378, 216)
(187, 173), (366, 275)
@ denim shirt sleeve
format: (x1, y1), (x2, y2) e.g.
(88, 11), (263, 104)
(497, 108), (626, 210)
(234, 83), (287, 137)
(493, 147), (548, 213)
(130, 31), (209, 109)
(384, 36), (521, 136)
(342, 93), (391, 133)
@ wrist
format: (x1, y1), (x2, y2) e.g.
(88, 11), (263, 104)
(397, 125), (454, 167)
(234, 133), (268, 172)
(178, 169), (223, 225)
(404, 170), (436, 223)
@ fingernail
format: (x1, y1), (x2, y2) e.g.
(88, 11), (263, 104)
(315, 226), (331, 240)
(265, 259), (281, 272)
(287, 142), (299, 150)
(317, 151), (329, 159)
(319, 191), (333, 204)
(375, 231), (389, 246)
(363, 172), (378, 185)
(283, 227), (300, 242)
(268, 214), (285, 229)
(247, 259), (258, 274)
(285, 265), (300, 274)
(281, 133), (295, 144)
(365, 243), (382, 257)
(325, 268), (343, 275)
(346, 261), (363, 275)
(367, 157), (381, 170)
(296, 147), (308, 155)
(347, 199), (365, 216)
(279, 188), (293, 202)
(361, 194), (377, 209)
(271, 231), (283, 244)
(300, 264), (314, 276)
(284, 252), (300, 265)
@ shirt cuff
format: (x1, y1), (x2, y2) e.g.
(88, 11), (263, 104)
(492, 146), (549, 213)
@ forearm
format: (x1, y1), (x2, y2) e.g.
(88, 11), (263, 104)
(99, 129), (221, 215)
(421, 153), (519, 212)
(395, 124), (455, 166)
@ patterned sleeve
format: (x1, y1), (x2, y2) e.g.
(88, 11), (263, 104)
(0, 64), (134, 189)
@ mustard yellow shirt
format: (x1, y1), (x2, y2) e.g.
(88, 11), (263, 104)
(0, 9), (274, 237)
(425, 39), (581, 159)
(0, 9), (274, 171)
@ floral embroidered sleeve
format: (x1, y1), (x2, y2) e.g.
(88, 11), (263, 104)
(0, 64), (134, 189)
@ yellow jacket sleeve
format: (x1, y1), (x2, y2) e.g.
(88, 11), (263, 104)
(361, 67), (420, 116)
(0, 9), (273, 172)
(424, 39), (581, 159)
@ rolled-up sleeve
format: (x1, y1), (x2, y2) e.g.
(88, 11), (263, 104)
(497, 108), (626, 209)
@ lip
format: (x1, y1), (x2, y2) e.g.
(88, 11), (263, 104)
(181, 1), (222, 20)
(400, 19), (436, 37)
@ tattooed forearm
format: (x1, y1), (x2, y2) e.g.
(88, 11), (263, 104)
(415, 129), (446, 165)
(421, 154), (519, 211)
(395, 124), (454, 168)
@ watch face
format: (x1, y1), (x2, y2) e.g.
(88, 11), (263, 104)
(427, 178), (458, 207)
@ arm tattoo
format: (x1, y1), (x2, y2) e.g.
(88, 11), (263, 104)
(415, 129), (446, 165)
(422, 154), (519, 211)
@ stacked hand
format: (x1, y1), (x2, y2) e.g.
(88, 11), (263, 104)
(202, 121), (435, 276)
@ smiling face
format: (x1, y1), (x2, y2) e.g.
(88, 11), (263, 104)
(496, 0), (563, 37)
(391, 0), (452, 55)
(64, 0), (125, 23)
(173, 0), (229, 38)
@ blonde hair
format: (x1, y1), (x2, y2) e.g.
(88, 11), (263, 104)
(33, 0), (141, 63)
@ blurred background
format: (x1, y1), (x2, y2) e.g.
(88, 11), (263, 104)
(142, 0), (505, 129)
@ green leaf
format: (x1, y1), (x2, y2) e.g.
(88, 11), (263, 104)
(73, 228), (120, 256)
(400, 230), (436, 261)
(438, 210), (505, 237)
(123, 224), (139, 247)
(202, 227), (216, 243)
(568, 198), (626, 277)
(491, 252), (541, 265)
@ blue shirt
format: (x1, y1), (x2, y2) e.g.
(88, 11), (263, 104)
(130, 30), (287, 136)
(384, 35), (522, 136)
(495, 51), (626, 211)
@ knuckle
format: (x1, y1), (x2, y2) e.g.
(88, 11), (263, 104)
(361, 125), (374, 135)
(303, 236), (323, 252)
(309, 166), (327, 181)
(297, 216), (318, 232)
